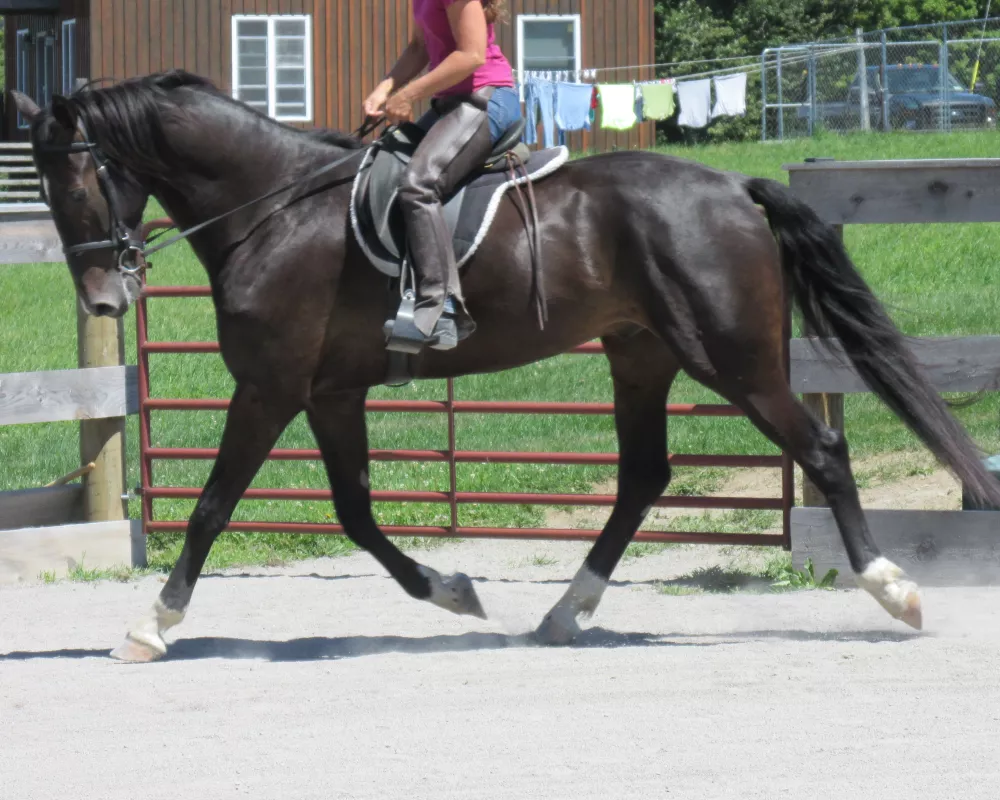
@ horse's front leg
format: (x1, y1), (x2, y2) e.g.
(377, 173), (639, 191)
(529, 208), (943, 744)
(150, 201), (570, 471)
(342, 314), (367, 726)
(111, 383), (299, 662)
(307, 390), (486, 618)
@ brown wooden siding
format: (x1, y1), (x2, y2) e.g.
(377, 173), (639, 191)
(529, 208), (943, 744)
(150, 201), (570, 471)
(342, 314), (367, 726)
(87, 0), (408, 135)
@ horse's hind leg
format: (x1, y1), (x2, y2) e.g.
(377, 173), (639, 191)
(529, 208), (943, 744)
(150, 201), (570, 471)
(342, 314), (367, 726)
(648, 283), (922, 630)
(307, 390), (486, 619)
(717, 376), (921, 628)
(536, 330), (679, 644)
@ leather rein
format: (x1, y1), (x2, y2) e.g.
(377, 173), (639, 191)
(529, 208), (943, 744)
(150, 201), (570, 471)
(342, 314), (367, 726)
(37, 116), (382, 276)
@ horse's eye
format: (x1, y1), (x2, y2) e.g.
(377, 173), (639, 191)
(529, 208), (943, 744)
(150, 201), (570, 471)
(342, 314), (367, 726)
(70, 187), (87, 202)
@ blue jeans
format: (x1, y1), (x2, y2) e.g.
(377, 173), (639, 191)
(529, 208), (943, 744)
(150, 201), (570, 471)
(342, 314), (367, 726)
(485, 86), (523, 144)
(523, 79), (556, 147)
(417, 86), (523, 146)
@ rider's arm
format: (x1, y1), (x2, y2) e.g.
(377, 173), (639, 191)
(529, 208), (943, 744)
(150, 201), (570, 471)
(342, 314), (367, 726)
(364, 26), (429, 115)
(382, 26), (430, 93)
(396, 0), (487, 104)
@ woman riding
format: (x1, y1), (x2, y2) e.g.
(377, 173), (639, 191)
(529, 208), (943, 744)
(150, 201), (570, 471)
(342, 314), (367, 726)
(363, 0), (521, 351)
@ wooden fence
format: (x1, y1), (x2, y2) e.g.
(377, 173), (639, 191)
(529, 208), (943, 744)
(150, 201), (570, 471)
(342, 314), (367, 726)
(786, 158), (1000, 585)
(0, 203), (142, 584)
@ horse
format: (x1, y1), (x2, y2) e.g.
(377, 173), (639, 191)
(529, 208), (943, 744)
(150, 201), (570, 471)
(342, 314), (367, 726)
(14, 71), (1000, 662)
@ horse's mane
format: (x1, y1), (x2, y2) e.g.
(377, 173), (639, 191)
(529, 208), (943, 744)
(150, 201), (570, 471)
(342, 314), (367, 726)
(64, 69), (363, 177)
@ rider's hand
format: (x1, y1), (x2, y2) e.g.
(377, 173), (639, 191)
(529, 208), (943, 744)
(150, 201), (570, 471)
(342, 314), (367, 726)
(385, 91), (415, 125)
(363, 80), (393, 118)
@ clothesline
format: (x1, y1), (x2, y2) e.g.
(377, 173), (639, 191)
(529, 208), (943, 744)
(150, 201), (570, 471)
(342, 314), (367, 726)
(517, 43), (865, 142)
(514, 42), (864, 86)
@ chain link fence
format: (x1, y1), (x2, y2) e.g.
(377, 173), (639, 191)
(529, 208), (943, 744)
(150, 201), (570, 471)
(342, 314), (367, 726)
(762, 17), (1000, 140)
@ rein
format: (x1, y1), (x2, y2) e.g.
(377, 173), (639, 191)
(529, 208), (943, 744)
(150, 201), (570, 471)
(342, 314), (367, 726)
(39, 117), (383, 275)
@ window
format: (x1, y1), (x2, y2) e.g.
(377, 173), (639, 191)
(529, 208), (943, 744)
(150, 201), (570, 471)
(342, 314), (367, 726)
(16, 29), (30, 129)
(37, 35), (55, 109)
(62, 19), (77, 94)
(232, 15), (312, 122)
(516, 14), (582, 77)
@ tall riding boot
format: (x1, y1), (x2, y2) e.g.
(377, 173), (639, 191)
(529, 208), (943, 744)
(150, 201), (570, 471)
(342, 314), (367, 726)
(394, 89), (494, 350)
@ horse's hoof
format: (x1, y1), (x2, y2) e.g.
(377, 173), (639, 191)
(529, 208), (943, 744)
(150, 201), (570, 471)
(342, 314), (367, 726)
(447, 573), (487, 619)
(535, 611), (580, 646)
(899, 592), (923, 630)
(110, 635), (166, 663)
(856, 557), (924, 631)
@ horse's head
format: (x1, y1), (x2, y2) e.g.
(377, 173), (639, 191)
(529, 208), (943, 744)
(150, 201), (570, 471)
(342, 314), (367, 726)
(13, 90), (147, 318)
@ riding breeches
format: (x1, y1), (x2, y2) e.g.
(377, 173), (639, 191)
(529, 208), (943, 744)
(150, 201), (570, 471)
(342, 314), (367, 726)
(398, 87), (495, 338)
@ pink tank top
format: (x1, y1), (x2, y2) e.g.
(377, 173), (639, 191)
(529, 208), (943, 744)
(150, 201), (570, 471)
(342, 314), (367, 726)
(413, 0), (515, 97)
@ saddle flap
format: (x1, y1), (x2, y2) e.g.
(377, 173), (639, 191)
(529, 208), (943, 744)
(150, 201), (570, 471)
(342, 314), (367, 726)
(350, 129), (571, 279)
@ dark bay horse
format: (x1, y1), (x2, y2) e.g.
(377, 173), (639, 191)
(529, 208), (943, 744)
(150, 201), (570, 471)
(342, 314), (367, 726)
(14, 72), (1000, 661)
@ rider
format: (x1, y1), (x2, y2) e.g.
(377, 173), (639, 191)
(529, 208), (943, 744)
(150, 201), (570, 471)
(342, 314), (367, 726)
(363, 0), (521, 351)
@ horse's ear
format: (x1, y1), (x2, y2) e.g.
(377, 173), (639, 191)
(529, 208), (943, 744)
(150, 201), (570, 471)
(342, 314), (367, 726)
(51, 94), (77, 131)
(10, 90), (40, 123)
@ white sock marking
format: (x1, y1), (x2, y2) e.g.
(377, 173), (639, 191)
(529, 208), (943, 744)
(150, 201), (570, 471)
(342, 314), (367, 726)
(539, 566), (608, 644)
(125, 598), (186, 655)
(856, 557), (919, 618)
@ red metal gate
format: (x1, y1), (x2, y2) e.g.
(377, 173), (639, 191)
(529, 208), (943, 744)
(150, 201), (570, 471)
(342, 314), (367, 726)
(137, 284), (794, 548)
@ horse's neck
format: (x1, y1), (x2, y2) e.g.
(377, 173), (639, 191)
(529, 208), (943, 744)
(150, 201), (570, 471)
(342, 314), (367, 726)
(147, 118), (345, 264)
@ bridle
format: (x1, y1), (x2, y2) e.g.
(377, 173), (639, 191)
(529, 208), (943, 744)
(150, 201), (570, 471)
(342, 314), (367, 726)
(37, 121), (152, 275)
(35, 115), (385, 277)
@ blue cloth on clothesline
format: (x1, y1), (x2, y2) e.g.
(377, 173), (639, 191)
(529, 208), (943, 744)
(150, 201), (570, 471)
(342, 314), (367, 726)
(554, 82), (594, 133)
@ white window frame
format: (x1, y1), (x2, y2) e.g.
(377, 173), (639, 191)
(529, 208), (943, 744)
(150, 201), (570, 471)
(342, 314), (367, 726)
(16, 29), (31, 129)
(516, 14), (582, 99)
(62, 19), (77, 95)
(231, 14), (313, 122)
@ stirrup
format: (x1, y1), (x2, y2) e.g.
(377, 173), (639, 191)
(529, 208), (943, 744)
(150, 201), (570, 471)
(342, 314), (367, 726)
(384, 292), (462, 354)
(384, 291), (429, 354)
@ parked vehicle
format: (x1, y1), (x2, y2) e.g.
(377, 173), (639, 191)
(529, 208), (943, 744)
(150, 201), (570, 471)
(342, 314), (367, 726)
(800, 64), (997, 131)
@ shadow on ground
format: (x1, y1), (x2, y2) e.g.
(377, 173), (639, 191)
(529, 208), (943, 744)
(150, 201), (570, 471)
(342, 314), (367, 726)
(0, 625), (919, 663)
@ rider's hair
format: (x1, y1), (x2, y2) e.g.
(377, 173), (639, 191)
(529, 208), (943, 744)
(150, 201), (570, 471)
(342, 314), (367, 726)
(482, 0), (507, 24)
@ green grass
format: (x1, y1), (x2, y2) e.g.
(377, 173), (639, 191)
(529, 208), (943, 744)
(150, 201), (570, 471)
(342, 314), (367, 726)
(4, 130), (1000, 571)
(655, 552), (838, 595)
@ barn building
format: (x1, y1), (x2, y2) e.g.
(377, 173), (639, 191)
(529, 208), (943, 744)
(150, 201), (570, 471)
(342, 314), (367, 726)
(0, 0), (655, 150)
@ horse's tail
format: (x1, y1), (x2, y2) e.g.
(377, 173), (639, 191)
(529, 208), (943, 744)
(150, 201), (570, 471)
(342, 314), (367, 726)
(745, 176), (1000, 508)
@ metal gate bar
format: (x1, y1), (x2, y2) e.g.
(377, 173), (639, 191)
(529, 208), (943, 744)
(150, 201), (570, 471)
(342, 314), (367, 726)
(137, 284), (795, 549)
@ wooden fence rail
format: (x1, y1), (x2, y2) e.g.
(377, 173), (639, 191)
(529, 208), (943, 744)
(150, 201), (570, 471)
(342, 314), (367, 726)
(786, 157), (1000, 585)
(0, 200), (137, 583)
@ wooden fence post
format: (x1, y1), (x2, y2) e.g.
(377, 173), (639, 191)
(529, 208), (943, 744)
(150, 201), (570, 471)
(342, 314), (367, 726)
(801, 223), (846, 507)
(77, 306), (127, 523)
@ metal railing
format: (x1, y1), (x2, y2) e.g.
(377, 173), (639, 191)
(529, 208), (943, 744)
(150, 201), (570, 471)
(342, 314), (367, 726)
(136, 284), (794, 548)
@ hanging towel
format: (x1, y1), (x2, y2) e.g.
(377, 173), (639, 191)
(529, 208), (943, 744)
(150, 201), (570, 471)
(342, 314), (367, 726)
(597, 84), (637, 130)
(524, 79), (556, 148)
(712, 72), (748, 119)
(554, 81), (595, 132)
(640, 82), (676, 121)
(676, 79), (711, 129)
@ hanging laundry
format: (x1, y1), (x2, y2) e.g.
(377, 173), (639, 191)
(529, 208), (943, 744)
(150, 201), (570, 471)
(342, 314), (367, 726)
(524, 78), (556, 148)
(597, 84), (637, 130)
(676, 79), (711, 129)
(555, 81), (595, 133)
(634, 84), (645, 123)
(640, 81), (676, 121)
(712, 72), (748, 119)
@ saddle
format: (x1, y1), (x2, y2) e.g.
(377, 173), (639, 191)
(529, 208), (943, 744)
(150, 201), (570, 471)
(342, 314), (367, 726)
(350, 119), (569, 279)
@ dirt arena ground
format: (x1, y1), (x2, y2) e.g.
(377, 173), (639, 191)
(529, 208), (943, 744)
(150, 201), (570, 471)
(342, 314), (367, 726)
(2, 540), (999, 799)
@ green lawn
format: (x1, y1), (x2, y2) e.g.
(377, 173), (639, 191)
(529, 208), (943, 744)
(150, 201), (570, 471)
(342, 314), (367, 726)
(3, 129), (1000, 570)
